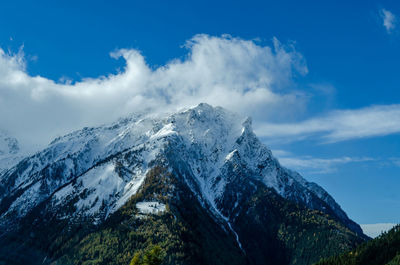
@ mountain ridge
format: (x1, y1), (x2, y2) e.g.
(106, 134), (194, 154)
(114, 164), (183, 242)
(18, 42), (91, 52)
(0, 103), (367, 265)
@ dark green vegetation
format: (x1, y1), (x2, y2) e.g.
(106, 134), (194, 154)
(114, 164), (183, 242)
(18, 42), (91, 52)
(231, 184), (364, 265)
(0, 165), (367, 265)
(0, 166), (246, 265)
(316, 225), (400, 265)
(51, 166), (247, 265)
(129, 245), (165, 265)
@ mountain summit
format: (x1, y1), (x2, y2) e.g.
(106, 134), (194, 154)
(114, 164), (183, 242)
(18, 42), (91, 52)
(0, 103), (366, 265)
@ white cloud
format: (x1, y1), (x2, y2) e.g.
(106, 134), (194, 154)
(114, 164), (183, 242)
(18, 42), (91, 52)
(272, 150), (373, 174)
(381, 9), (396, 33)
(3, 34), (400, 154)
(361, 223), (397, 238)
(257, 104), (400, 143)
(0, 34), (309, 153)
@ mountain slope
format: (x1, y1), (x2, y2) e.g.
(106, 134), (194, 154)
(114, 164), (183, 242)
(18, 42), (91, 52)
(316, 225), (400, 265)
(0, 103), (367, 265)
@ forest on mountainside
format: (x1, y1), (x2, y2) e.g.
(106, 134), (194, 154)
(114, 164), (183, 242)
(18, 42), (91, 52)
(315, 225), (400, 265)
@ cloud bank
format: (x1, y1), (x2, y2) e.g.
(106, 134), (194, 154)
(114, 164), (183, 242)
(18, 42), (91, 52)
(0, 34), (308, 152)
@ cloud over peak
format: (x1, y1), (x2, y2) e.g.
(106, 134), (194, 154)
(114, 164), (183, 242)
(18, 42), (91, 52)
(0, 34), (308, 152)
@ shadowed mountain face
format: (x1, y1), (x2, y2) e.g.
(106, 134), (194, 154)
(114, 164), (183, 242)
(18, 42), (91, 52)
(0, 104), (367, 265)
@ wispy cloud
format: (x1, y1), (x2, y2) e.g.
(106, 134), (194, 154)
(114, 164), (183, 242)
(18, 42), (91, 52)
(388, 157), (400, 167)
(0, 35), (308, 152)
(257, 105), (400, 143)
(380, 8), (396, 33)
(272, 150), (373, 174)
(272, 149), (400, 174)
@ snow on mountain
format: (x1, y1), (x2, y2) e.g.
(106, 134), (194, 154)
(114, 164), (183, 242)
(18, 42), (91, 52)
(136, 201), (166, 215)
(0, 131), (22, 175)
(0, 103), (362, 235)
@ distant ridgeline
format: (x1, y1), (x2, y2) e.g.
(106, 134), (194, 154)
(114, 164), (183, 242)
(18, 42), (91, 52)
(0, 104), (369, 265)
(315, 225), (400, 265)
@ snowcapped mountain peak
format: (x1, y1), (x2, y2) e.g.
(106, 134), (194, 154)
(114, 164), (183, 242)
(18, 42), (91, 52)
(241, 116), (252, 130)
(172, 103), (243, 139)
(0, 103), (363, 236)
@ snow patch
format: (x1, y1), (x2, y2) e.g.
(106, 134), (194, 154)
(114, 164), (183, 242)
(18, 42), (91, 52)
(150, 123), (177, 140)
(225, 149), (237, 161)
(74, 163), (122, 215)
(136, 201), (166, 215)
(114, 172), (147, 210)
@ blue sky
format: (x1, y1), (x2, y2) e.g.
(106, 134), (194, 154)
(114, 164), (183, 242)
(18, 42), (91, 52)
(0, 0), (399, 229)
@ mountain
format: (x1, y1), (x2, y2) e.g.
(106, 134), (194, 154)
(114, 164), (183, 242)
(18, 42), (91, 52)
(0, 131), (21, 175)
(0, 103), (367, 265)
(316, 224), (400, 265)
